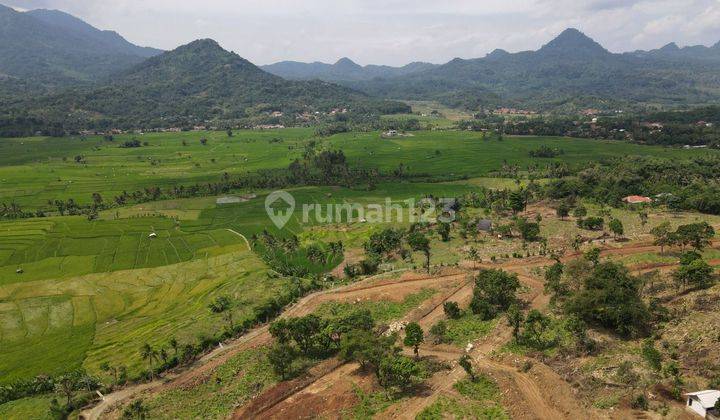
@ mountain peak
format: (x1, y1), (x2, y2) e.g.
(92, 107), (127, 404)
(540, 28), (608, 56)
(334, 57), (362, 69)
(659, 42), (680, 51)
(182, 38), (223, 51)
(486, 48), (510, 58)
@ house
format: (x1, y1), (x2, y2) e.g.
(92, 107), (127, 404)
(623, 195), (653, 204)
(477, 220), (493, 232)
(685, 390), (720, 418)
(383, 130), (399, 137)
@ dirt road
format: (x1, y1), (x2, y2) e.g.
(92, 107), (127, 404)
(81, 240), (714, 419)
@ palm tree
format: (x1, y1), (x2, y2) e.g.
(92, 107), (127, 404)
(467, 247), (480, 269)
(140, 343), (157, 379)
(209, 295), (234, 330)
(169, 337), (179, 357)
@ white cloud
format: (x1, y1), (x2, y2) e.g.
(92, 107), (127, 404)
(8, 0), (720, 65)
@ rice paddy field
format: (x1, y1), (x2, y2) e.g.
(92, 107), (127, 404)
(0, 129), (714, 209)
(1, 128), (719, 418)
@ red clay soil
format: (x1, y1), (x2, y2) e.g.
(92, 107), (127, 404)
(83, 240), (719, 420)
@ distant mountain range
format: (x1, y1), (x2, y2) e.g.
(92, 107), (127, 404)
(263, 28), (720, 111)
(3, 2), (720, 135)
(0, 4), (161, 88)
(262, 58), (437, 81)
(628, 41), (720, 62)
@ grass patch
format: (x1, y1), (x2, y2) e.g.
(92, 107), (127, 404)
(444, 313), (496, 346)
(417, 376), (509, 419)
(0, 395), (53, 420)
(314, 289), (437, 323)
(346, 387), (401, 420)
(141, 347), (276, 419)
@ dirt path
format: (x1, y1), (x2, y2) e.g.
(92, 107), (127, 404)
(79, 270), (465, 419)
(81, 239), (717, 419)
(380, 260), (591, 420)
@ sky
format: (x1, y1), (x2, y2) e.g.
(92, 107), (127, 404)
(8, 0), (720, 66)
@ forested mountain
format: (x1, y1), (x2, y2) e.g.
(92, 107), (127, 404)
(25, 8), (162, 58)
(344, 28), (720, 111)
(0, 39), (408, 135)
(262, 57), (437, 81)
(628, 41), (720, 62)
(0, 4), (161, 88)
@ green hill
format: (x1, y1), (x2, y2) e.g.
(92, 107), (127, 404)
(1, 39), (408, 134)
(0, 4), (161, 88)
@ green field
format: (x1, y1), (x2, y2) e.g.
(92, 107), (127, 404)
(1, 128), (718, 418)
(1, 129), (713, 209)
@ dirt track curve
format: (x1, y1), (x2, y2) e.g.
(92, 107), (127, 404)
(81, 240), (714, 419)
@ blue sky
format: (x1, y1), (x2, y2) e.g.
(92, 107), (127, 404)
(8, 0), (720, 65)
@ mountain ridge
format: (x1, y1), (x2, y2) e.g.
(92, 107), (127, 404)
(342, 28), (720, 110)
(2, 38), (409, 133)
(26, 8), (162, 58)
(261, 57), (438, 82)
(0, 3), (162, 89)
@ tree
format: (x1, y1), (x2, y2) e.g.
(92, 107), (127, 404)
(573, 206), (587, 219)
(404, 322), (424, 358)
(140, 343), (157, 379)
(583, 247), (601, 266)
(517, 218), (541, 242)
(429, 320), (448, 344)
(556, 204), (570, 220)
(339, 329), (395, 369)
(673, 258), (714, 290)
(92, 192), (103, 207)
(508, 190), (526, 214)
(100, 361), (118, 386)
(226, 129), (233, 137)
(506, 304), (524, 341)
(520, 310), (551, 349)
(650, 221), (672, 254)
(470, 297), (494, 320)
(169, 337), (179, 357)
(200, 138), (208, 145)
(458, 354), (476, 381)
(565, 262), (649, 337)
(577, 216), (604, 231)
(544, 261), (568, 304)
(638, 212), (648, 231)
(466, 247), (480, 269)
(407, 231), (431, 273)
(443, 301), (462, 319)
(267, 342), (297, 380)
(55, 373), (78, 406)
(675, 222), (715, 251)
(437, 222), (451, 242)
(208, 295), (234, 330)
(377, 355), (426, 391)
(609, 218), (624, 239)
(472, 269), (521, 313)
